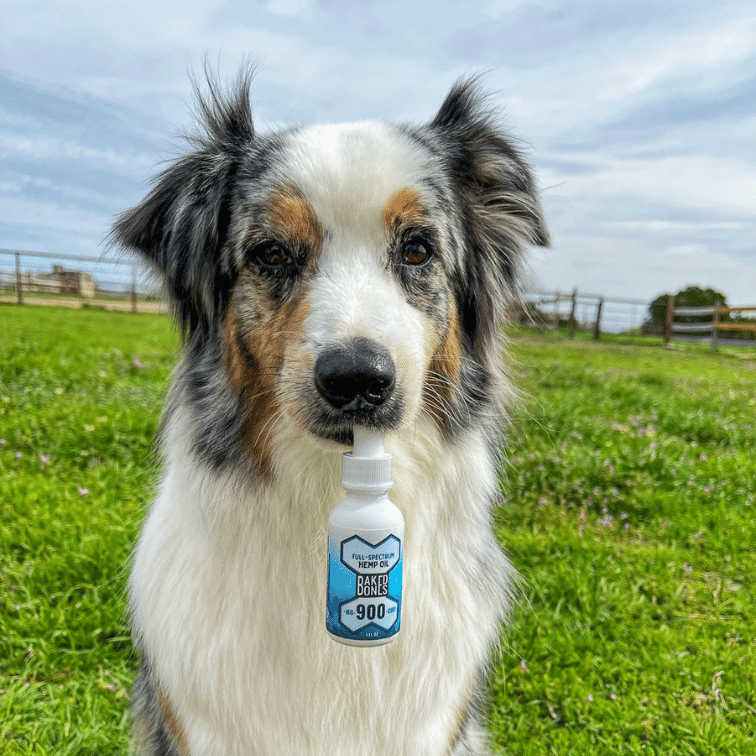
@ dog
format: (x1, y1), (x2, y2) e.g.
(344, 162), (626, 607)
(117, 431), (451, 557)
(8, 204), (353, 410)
(113, 69), (548, 756)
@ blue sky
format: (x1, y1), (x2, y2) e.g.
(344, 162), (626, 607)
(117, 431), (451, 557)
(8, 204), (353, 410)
(2, 0), (755, 303)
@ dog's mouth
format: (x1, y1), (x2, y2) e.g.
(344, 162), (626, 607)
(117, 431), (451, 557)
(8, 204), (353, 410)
(317, 426), (354, 447)
(308, 409), (403, 448)
(306, 337), (404, 447)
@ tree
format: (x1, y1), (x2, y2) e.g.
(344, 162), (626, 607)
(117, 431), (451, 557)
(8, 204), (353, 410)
(646, 286), (728, 329)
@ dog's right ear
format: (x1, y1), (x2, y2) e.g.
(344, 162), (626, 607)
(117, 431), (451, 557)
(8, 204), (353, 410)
(428, 78), (548, 365)
(111, 71), (254, 337)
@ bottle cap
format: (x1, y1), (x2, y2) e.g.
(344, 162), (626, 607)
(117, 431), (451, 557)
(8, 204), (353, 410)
(341, 428), (393, 491)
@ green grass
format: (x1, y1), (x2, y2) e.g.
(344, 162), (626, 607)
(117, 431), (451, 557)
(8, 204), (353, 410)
(1, 307), (755, 754)
(491, 330), (756, 754)
(1, 306), (177, 755)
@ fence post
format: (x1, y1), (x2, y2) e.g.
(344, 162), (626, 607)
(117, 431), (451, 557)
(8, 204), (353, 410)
(711, 301), (721, 351)
(568, 288), (578, 339)
(664, 294), (675, 346)
(15, 252), (23, 305)
(131, 266), (137, 313)
(553, 290), (560, 329)
(593, 297), (604, 340)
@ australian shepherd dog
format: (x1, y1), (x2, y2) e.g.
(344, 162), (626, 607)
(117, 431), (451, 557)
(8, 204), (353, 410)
(113, 70), (547, 756)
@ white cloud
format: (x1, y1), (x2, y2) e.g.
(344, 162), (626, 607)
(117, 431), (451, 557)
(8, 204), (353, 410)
(0, 195), (112, 252)
(607, 219), (748, 235)
(605, 14), (756, 97)
(264, 0), (314, 17)
(0, 133), (154, 176)
(544, 154), (756, 217)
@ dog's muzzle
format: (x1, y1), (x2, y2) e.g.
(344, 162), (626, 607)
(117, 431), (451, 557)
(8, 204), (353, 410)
(315, 337), (395, 412)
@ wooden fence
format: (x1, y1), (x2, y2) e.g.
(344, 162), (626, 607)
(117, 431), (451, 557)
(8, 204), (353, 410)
(664, 297), (756, 349)
(0, 248), (165, 313)
(521, 289), (648, 340)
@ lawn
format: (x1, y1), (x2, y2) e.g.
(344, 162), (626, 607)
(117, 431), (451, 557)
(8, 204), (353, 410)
(491, 329), (756, 754)
(1, 307), (754, 754)
(1, 306), (176, 755)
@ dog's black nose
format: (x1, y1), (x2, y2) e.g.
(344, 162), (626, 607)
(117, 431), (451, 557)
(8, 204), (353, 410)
(315, 338), (395, 410)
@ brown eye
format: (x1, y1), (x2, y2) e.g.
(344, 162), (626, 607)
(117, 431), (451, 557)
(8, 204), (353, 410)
(401, 240), (432, 266)
(253, 241), (294, 269)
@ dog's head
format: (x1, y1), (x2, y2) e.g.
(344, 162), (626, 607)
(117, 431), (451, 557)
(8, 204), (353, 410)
(113, 72), (547, 476)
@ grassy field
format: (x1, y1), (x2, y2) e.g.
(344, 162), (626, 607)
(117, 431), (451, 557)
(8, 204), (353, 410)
(0, 306), (174, 755)
(1, 306), (755, 755)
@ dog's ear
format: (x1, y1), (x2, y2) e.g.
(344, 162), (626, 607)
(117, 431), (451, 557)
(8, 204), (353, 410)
(111, 72), (254, 337)
(429, 79), (549, 361)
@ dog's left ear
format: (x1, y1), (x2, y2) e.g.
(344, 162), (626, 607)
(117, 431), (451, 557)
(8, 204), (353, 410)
(111, 72), (254, 337)
(429, 79), (549, 360)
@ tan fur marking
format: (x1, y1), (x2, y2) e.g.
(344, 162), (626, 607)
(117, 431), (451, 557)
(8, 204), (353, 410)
(224, 301), (247, 390)
(223, 298), (276, 480)
(225, 292), (311, 481)
(268, 187), (323, 250)
(382, 187), (424, 233)
(156, 688), (190, 755)
(424, 299), (463, 429)
(446, 681), (476, 755)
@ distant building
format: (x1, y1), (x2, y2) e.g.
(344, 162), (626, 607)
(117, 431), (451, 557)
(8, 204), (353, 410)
(49, 265), (95, 297)
(19, 265), (96, 297)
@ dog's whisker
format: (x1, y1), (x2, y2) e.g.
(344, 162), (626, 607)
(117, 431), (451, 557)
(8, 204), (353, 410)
(252, 404), (288, 450)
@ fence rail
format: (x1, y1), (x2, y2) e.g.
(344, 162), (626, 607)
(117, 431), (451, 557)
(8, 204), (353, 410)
(520, 289), (649, 339)
(0, 248), (165, 313)
(664, 296), (756, 349)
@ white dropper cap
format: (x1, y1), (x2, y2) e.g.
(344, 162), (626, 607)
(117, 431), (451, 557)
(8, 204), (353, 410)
(352, 427), (385, 458)
(341, 427), (393, 491)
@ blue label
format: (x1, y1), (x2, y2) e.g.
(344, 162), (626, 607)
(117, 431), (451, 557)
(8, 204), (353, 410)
(326, 533), (402, 642)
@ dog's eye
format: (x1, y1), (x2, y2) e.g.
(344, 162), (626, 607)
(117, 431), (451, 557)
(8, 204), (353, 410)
(252, 241), (295, 269)
(401, 240), (432, 266)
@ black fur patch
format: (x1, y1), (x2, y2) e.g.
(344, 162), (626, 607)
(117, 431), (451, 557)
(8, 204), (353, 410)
(179, 331), (246, 470)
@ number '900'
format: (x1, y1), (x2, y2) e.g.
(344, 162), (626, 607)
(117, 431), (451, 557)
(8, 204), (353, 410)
(355, 602), (386, 621)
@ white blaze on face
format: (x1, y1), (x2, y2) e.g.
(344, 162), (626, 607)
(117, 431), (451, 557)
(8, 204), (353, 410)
(277, 123), (440, 426)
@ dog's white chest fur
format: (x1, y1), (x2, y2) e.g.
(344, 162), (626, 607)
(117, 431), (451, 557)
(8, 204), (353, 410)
(130, 412), (512, 756)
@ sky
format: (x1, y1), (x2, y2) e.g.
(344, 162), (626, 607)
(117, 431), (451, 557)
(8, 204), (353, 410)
(2, 0), (755, 305)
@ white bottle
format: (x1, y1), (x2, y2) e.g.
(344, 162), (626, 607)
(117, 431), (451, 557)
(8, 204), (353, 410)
(326, 428), (404, 646)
